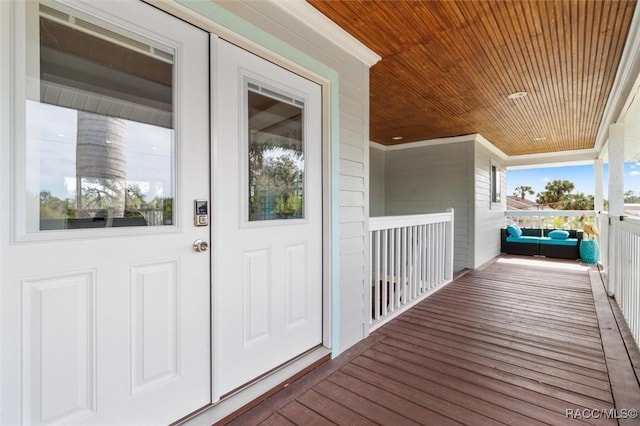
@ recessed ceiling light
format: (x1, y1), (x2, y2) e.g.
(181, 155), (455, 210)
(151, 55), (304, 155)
(507, 91), (528, 100)
(392, 136), (403, 141)
(534, 136), (547, 141)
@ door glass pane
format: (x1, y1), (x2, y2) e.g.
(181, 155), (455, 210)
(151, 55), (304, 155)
(248, 86), (304, 221)
(26, 5), (175, 231)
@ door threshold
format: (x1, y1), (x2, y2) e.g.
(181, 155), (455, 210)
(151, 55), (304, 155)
(219, 345), (326, 401)
(177, 346), (331, 425)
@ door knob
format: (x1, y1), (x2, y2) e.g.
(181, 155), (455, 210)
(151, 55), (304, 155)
(193, 239), (209, 252)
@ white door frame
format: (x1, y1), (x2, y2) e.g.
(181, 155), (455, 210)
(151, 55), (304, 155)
(0, 0), (15, 418)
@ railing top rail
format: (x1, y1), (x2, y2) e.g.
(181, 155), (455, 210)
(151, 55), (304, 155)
(505, 210), (596, 217)
(606, 213), (640, 230)
(369, 210), (453, 231)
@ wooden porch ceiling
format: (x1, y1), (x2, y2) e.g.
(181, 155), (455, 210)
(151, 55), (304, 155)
(308, 0), (637, 156)
(226, 257), (640, 425)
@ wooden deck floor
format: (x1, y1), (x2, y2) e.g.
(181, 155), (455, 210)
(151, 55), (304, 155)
(224, 256), (640, 425)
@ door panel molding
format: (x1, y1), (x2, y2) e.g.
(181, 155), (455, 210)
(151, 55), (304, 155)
(130, 260), (180, 397)
(21, 270), (97, 425)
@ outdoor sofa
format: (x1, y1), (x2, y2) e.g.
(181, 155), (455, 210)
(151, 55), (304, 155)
(500, 224), (583, 260)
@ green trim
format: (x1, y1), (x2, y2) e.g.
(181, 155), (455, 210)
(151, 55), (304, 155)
(178, 0), (341, 355)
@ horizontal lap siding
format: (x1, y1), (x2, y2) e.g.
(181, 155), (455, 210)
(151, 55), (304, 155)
(473, 143), (506, 268)
(216, 1), (371, 353)
(341, 159), (365, 177)
(340, 236), (364, 255)
(341, 175), (364, 192)
(385, 142), (473, 272)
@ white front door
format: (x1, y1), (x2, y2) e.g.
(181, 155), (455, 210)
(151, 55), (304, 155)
(2, 1), (210, 424)
(213, 40), (323, 397)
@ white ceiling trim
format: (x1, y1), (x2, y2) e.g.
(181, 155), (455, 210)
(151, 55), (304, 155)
(369, 134), (477, 151)
(370, 134), (599, 167)
(474, 134), (508, 160)
(505, 149), (599, 168)
(266, 0), (381, 67)
(594, 0), (640, 153)
(369, 141), (387, 151)
(369, 133), (508, 160)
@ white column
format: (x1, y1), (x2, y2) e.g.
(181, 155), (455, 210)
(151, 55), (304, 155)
(594, 158), (610, 287)
(607, 123), (625, 298)
(594, 159), (604, 213)
(608, 123), (625, 217)
(594, 159), (605, 269)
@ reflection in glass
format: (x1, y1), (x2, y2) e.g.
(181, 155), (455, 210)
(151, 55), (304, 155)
(248, 88), (304, 221)
(28, 8), (175, 230)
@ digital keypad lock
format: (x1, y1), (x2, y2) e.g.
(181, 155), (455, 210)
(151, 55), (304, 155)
(194, 200), (209, 226)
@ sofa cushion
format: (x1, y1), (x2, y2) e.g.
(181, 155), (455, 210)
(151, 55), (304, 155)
(548, 230), (569, 240)
(506, 224), (522, 237)
(539, 237), (577, 246)
(506, 235), (540, 244)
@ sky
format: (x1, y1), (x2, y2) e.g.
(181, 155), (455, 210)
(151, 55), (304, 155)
(507, 162), (640, 200)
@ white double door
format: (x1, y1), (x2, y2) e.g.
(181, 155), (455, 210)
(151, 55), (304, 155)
(2, 1), (322, 424)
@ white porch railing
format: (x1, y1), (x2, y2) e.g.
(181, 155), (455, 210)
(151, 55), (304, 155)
(369, 209), (454, 330)
(605, 213), (640, 348)
(505, 209), (596, 229)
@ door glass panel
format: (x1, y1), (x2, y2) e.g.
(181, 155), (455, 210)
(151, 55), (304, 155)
(247, 85), (304, 221)
(26, 5), (175, 231)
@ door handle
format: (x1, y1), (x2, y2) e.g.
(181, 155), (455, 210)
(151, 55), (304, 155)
(193, 239), (209, 252)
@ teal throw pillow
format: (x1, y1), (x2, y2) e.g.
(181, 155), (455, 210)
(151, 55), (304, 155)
(506, 224), (522, 237)
(548, 230), (569, 240)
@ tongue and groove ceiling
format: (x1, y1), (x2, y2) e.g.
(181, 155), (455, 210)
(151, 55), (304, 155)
(308, 0), (637, 156)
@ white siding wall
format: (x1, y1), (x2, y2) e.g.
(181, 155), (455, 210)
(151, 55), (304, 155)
(473, 143), (507, 267)
(215, 2), (371, 352)
(385, 142), (473, 272)
(369, 146), (386, 216)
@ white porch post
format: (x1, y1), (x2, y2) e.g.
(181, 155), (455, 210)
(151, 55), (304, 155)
(607, 123), (625, 297)
(445, 207), (454, 281)
(608, 123), (625, 217)
(594, 159), (604, 213)
(594, 158), (607, 275)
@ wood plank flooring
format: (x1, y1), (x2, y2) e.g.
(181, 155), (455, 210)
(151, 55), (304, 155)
(225, 256), (640, 425)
